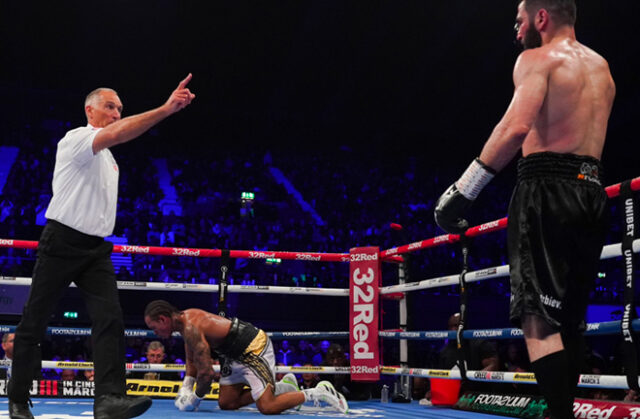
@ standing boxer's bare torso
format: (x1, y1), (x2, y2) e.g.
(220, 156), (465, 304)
(523, 38), (615, 159)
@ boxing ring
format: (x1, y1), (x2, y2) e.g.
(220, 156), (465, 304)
(0, 176), (639, 418)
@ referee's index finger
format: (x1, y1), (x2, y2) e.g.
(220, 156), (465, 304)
(177, 73), (193, 89)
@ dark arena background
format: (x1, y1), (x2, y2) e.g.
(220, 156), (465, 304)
(1, 1), (639, 418)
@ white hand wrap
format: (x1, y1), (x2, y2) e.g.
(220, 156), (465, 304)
(455, 158), (496, 200)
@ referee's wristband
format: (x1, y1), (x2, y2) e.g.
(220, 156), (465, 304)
(455, 158), (496, 200)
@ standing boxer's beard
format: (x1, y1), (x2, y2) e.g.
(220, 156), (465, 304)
(523, 20), (542, 49)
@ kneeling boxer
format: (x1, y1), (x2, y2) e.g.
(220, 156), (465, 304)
(144, 300), (348, 415)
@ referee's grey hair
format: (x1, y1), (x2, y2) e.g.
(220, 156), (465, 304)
(84, 88), (118, 108)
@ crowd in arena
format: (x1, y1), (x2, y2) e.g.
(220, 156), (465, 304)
(0, 123), (638, 403)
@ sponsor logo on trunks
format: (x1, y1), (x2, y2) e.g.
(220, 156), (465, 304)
(539, 294), (561, 309)
(121, 245), (149, 254)
(295, 253), (321, 261)
(580, 375), (600, 385)
(577, 163), (601, 185)
(0, 239), (14, 246)
(172, 248), (200, 257)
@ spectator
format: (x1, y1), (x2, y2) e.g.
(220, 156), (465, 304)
(276, 340), (294, 366)
(128, 341), (181, 381)
(312, 340), (331, 366)
(300, 364), (320, 390)
(323, 344), (371, 401)
(60, 369), (77, 381)
(0, 333), (15, 379)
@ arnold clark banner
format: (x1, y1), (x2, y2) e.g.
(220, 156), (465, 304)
(349, 247), (380, 381)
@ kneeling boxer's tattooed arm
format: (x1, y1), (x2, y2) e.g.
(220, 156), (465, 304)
(183, 325), (215, 397)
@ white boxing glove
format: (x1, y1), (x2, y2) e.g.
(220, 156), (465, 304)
(175, 376), (196, 409)
(175, 391), (203, 411)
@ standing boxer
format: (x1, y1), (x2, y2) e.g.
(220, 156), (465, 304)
(435, 1), (614, 417)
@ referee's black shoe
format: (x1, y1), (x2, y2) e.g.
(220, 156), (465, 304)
(94, 394), (152, 419)
(8, 398), (34, 419)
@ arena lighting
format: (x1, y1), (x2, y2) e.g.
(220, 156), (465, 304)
(265, 258), (282, 265)
(240, 191), (255, 218)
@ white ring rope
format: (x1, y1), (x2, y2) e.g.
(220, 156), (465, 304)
(1, 359), (634, 390)
(382, 239), (640, 294)
(0, 277), (348, 297)
(380, 367), (640, 390)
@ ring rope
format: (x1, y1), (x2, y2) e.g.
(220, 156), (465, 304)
(380, 367), (640, 390)
(2, 319), (637, 340)
(382, 239), (640, 294)
(381, 176), (640, 259)
(0, 277), (348, 296)
(1, 358), (636, 390)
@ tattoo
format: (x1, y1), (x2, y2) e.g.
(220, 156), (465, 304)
(183, 323), (214, 397)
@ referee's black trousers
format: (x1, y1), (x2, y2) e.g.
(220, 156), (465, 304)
(8, 220), (126, 401)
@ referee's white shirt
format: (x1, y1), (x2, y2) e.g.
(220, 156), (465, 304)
(45, 124), (119, 237)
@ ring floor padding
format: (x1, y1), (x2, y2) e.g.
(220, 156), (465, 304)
(0, 398), (505, 418)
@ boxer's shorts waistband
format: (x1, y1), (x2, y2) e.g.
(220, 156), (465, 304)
(517, 152), (603, 185)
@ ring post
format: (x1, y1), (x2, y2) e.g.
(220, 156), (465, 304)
(218, 249), (230, 318)
(456, 237), (470, 382)
(620, 181), (640, 392)
(392, 255), (411, 402)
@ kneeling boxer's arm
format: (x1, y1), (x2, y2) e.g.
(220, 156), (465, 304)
(192, 340), (215, 398)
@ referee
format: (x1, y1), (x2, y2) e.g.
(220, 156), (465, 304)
(8, 74), (195, 419)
